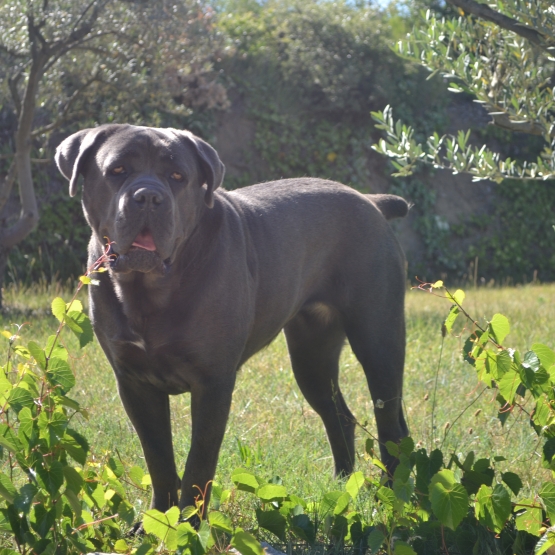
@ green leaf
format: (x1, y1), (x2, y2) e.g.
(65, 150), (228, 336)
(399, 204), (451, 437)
(143, 508), (178, 549)
(108, 456), (124, 478)
(38, 411), (68, 447)
(198, 520), (212, 551)
(28, 342), (46, 370)
(515, 498), (542, 537)
(0, 428), (18, 454)
(501, 472), (523, 496)
(540, 482), (555, 522)
(320, 491), (343, 516)
(45, 336), (68, 360)
(118, 500), (135, 526)
(66, 300), (83, 313)
(129, 466), (145, 487)
(0, 377), (12, 405)
(535, 527), (555, 555)
(61, 435), (87, 465)
(18, 407), (34, 442)
(394, 540), (416, 555)
(444, 305), (460, 334)
(367, 529), (385, 553)
(256, 509), (286, 540)
(345, 471), (365, 499)
(497, 369), (522, 404)
(165, 506), (180, 526)
(29, 505), (56, 539)
(8, 387), (35, 414)
(446, 289), (465, 306)
(36, 461), (64, 496)
(291, 514), (316, 543)
(51, 297), (66, 322)
(176, 521), (196, 548)
(385, 441), (399, 457)
(429, 470), (469, 530)
(377, 486), (397, 507)
(333, 492), (351, 515)
(490, 484), (511, 529)
(67, 311), (94, 348)
(522, 350), (541, 373)
(231, 530), (264, 555)
(489, 314), (510, 344)
(14, 483), (37, 514)
(208, 511), (233, 534)
(62, 466), (84, 495)
(475, 484), (511, 533)
(46, 357), (75, 392)
(533, 396), (552, 428)
(63, 315), (83, 335)
(257, 483), (287, 502)
(0, 473), (17, 503)
(394, 476), (415, 503)
(231, 469), (260, 493)
(532, 343), (555, 369)
(114, 539), (128, 553)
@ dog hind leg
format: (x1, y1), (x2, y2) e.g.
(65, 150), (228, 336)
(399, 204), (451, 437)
(284, 309), (355, 477)
(345, 310), (408, 478)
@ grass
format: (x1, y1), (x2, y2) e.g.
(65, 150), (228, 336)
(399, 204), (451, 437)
(1, 280), (554, 510)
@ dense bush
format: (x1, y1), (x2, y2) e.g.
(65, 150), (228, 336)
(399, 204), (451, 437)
(1, 0), (553, 285)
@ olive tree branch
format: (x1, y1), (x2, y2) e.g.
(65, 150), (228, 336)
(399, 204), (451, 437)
(445, 0), (554, 51)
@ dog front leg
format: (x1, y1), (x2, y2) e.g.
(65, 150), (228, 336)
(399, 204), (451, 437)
(116, 376), (180, 511)
(180, 374), (236, 517)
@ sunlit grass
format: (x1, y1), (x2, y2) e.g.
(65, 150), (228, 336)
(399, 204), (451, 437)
(1, 281), (554, 502)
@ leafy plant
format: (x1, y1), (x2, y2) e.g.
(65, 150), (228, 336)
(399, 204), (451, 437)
(371, 0), (555, 182)
(0, 242), (553, 554)
(0, 250), (144, 554)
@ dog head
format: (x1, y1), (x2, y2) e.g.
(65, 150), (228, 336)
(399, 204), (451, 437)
(56, 124), (225, 275)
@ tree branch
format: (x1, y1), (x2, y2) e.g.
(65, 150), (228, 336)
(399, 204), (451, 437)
(8, 71), (23, 117)
(445, 0), (553, 51)
(489, 113), (548, 137)
(31, 73), (101, 137)
(0, 161), (16, 215)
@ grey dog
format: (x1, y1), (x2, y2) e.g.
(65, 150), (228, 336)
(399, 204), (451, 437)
(55, 124), (409, 515)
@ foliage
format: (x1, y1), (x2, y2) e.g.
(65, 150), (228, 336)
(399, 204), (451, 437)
(212, 282), (555, 555)
(371, 0), (555, 182)
(1, 264), (555, 553)
(0, 0), (228, 286)
(0, 266), (139, 554)
(0, 0), (227, 133)
(216, 0), (449, 189)
(0, 0), (227, 299)
(465, 178), (555, 282)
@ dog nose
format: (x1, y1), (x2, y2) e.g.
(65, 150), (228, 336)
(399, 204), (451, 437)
(133, 187), (164, 207)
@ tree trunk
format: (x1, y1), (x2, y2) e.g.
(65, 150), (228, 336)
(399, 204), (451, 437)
(0, 245), (10, 311)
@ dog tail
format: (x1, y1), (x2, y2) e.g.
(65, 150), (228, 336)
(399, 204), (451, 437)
(368, 194), (410, 220)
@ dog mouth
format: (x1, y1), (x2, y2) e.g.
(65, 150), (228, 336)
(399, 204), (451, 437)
(131, 229), (157, 252)
(109, 230), (170, 275)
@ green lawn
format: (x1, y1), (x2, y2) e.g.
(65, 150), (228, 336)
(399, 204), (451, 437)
(1, 281), (554, 507)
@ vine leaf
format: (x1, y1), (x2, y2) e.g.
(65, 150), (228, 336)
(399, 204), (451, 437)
(489, 314), (510, 344)
(429, 470), (468, 530)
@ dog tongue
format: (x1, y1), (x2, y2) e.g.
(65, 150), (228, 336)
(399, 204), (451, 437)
(132, 230), (156, 251)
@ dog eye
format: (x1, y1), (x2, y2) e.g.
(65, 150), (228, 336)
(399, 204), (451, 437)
(110, 166), (125, 175)
(170, 172), (184, 181)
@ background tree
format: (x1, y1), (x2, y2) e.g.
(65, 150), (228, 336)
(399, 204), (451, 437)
(371, 0), (555, 182)
(0, 0), (227, 306)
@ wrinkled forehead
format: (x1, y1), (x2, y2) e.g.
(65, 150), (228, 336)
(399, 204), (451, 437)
(95, 126), (195, 169)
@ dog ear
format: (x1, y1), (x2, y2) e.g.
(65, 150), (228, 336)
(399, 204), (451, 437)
(177, 131), (225, 208)
(55, 126), (112, 197)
